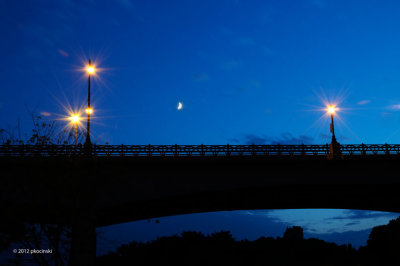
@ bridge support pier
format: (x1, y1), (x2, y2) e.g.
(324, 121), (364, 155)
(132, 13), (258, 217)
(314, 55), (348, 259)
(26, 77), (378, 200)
(69, 207), (96, 266)
(69, 165), (97, 266)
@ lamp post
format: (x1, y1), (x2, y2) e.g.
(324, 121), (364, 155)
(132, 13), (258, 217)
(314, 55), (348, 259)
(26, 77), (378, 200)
(328, 106), (337, 143)
(69, 114), (80, 145)
(84, 59), (94, 153)
(327, 105), (341, 158)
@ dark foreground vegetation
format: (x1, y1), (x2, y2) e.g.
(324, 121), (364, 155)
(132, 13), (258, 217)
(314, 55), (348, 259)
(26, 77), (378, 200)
(97, 217), (400, 266)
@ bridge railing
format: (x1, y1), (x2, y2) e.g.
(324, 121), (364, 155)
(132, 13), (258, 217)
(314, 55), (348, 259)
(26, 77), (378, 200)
(1, 144), (400, 157)
(92, 144), (333, 157)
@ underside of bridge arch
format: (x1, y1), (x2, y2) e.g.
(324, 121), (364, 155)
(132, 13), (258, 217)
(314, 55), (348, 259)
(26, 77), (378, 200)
(1, 156), (400, 226)
(97, 183), (400, 227)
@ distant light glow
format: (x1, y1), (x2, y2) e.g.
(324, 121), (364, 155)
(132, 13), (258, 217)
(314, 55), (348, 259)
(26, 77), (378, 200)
(86, 107), (93, 114)
(64, 109), (84, 132)
(69, 114), (80, 123)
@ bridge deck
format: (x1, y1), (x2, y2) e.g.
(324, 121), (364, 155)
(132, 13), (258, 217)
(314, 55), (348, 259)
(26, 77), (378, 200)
(1, 154), (400, 227)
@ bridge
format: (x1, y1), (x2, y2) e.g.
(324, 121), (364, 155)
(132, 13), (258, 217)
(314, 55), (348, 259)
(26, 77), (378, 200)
(1, 143), (400, 265)
(2, 143), (400, 222)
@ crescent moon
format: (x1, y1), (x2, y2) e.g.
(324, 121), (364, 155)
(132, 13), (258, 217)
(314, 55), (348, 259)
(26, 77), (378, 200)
(177, 102), (183, 110)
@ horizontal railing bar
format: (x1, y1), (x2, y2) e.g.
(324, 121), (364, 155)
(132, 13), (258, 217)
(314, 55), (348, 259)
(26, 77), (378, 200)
(1, 144), (400, 157)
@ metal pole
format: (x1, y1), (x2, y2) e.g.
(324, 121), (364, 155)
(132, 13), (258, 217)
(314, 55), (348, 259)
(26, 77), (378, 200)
(329, 112), (340, 158)
(74, 123), (78, 145)
(85, 59), (92, 150)
(330, 112), (338, 144)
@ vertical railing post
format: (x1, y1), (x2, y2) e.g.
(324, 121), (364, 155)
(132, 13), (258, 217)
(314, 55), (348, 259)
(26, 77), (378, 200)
(148, 144), (152, 156)
(385, 143), (389, 155)
(120, 144), (124, 157)
(201, 144), (204, 156)
(361, 143), (366, 156)
(174, 144), (178, 156)
(226, 144), (230, 156)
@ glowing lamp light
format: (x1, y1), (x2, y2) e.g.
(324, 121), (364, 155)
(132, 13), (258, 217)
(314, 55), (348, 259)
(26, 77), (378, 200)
(86, 107), (93, 114)
(69, 114), (80, 123)
(86, 66), (95, 74)
(327, 105), (336, 115)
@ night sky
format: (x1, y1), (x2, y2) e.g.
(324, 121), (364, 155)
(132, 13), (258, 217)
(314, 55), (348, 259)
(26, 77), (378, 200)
(2, 0), (400, 254)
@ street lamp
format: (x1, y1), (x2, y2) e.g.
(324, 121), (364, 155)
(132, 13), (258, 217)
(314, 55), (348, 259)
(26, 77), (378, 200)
(327, 105), (340, 158)
(69, 114), (81, 145)
(327, 105), (336, 140)
(84, 59), (95, 153)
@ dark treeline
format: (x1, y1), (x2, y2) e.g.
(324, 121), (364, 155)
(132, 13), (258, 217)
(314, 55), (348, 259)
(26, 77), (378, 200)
(97, 217), (400, 266)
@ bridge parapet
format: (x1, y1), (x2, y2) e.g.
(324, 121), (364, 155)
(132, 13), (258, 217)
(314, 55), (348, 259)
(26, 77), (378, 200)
(1, 144), (400, 157)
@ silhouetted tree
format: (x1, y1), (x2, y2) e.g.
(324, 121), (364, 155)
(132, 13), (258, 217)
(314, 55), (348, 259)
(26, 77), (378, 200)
(0, 112), (84, 146)
(359, 216), (400, 265)
(283, 225), (304, 241)
(96, 228), (359, 266)
(0, 112), (77, 265)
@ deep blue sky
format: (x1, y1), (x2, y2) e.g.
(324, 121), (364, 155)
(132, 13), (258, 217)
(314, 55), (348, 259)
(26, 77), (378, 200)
(1, 0), (400, 253)
(3, 0), (400, 144)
